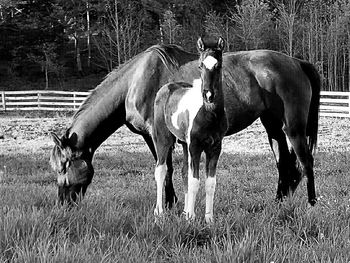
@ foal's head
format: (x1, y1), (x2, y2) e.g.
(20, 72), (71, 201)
(197, 37), (225, 105)
(50, 132), (94, 205)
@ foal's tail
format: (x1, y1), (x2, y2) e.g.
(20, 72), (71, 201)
(300, 61), (321, 153)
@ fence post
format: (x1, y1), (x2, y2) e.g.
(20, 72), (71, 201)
(1, 91), (6, 111)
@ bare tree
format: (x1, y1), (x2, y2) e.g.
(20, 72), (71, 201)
(229, 0), (272, 50)
(205, 11), (233, 51)
(275, 0), (304, 56)
(93, 0), (143, 71)
(160, 10), (182, 44)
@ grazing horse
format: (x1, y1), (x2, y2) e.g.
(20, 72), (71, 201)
(152, 37), (227, 222)
(50, 43), (320, 207)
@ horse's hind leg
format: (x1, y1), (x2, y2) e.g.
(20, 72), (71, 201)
(284, 127), (316, 205)
(260, 114), (301, 201)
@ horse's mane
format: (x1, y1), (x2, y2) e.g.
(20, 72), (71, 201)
(72, 44), (197, 122)
(146, 44), (197, 73)
(72, 52), (143, 121)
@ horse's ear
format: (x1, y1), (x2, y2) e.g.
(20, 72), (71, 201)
(197, 37), (205, 52)
(217, 37), (225, 51)
(51, 132), (63, 149)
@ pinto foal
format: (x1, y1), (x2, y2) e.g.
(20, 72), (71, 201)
(152, 37), (227, 223)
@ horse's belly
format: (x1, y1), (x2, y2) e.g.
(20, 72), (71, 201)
(224, 100), (265, 136)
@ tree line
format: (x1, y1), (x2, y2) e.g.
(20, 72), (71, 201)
(0, 0), (349, 91)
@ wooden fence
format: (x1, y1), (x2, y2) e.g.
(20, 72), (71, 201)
(0, 90), (350, 117)
(319, 91), (350, 118)
(0, 90), (90, 111)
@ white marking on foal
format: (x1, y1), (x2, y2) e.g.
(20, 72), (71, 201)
(186, 163), (200, 220)
(57, 173), (69, 186)
(154, 164), (167, 216)
(170, 79), (203, 219)
(183, 193), (188, 214)
(171, 79), (203, 136)
(202, 56), (218, 70)
(205, 176), (216, 223)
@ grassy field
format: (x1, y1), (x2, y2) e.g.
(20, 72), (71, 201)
(1, 116), (350, 262)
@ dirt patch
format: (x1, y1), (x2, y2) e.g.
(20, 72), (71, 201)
(0, 116), (349, 156)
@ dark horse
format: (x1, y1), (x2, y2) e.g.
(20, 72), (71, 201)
(50, 42), (320, 208)
(152, 37), (227, 223)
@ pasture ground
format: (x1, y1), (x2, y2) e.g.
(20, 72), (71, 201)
(1, 115), (350, 262)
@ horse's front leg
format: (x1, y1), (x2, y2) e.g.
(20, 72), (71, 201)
(186, 142), (201, 220)
(204, 142), (222, 223)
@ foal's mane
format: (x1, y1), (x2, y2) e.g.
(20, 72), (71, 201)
(72, 44), (197, 122)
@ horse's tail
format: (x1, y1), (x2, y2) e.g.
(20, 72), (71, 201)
(300, 61), (321, 153)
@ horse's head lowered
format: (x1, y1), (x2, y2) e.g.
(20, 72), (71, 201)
(197, 37), (225, 105)
(50, 132), (94, 205)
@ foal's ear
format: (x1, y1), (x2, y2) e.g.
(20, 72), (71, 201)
(197, 37), (205, 52)
(217, 37), (225, 51)
(51, 132), (63, 149)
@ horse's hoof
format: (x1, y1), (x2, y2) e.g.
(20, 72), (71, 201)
(154, 206), (163, 217)
(309, 198), (317, 206)
(205, 214), (214, 224)
(165, 195), (178, 209)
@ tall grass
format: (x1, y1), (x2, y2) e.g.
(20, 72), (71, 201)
(1, 143), (350, 262)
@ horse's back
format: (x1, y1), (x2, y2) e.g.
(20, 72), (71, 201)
(224, 50), (309, 92)
(222, 50), (318, 134)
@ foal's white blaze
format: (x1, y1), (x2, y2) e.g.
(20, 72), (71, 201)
(205, 176), (216, 223)
(202, 56), (218, 70)
(154, 163), (167, 216)
(171, 79), (203, 138)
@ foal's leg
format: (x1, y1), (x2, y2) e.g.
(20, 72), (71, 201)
(165, 150), (178, 208)
(152, 125), (175, 216)
(180, 142), (189, 214)
(186, 141), (201, 220)
(204, 142), (221, 223)
(260, 114), (301, 201)
(141, 133), (177, 208)
(153, 139), (174, 216)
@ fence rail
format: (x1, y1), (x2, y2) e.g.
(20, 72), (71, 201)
(0, 90), (90, 111)
(319, 91), (350, 118)
(1, 90), (350, 117)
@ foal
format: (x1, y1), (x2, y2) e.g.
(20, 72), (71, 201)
(152, 37), (227, 223)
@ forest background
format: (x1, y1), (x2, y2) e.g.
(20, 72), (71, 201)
(0, 0), (349, 91)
